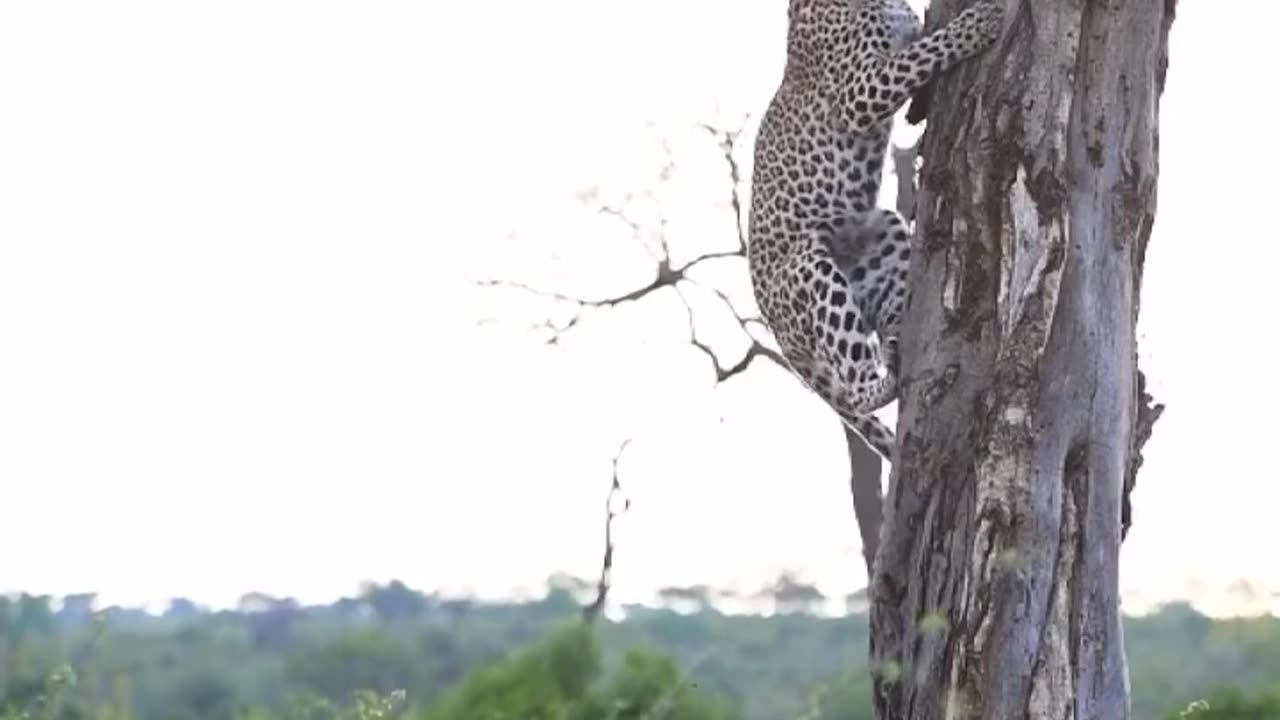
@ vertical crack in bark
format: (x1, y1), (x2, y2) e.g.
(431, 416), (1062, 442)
(1027, 442), (1086, 718)
(947, 157), (1067, 709)
(1065, 442), (1090, 717)
(1000, 166), (1067, 349)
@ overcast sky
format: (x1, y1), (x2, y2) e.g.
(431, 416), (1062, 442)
(1, 0), (1275, 617)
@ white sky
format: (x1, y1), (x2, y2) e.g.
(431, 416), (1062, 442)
(1, 1), (1276, 617)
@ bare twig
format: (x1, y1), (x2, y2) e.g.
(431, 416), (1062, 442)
(478, 119), (791, 387)
(476, 274), (668, 310)
(583, 439), (633, 624)
(699, 119), (750, 254)
(673, 279), (787, 383)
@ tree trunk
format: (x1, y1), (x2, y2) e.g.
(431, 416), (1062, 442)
(867, 1), (1175, 718)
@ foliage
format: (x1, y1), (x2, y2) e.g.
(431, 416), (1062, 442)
(423, 623), (601, 719)
(424, 623), (737, 720)
(1, 586), (1278, 720)
(1166, 686), (1280, 719)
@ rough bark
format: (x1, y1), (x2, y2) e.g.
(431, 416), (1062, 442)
(867, 1), (1175, 718)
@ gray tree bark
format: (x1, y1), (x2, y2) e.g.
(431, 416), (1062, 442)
(848, 427), (884, 575)
(867, 1), (1176, 718)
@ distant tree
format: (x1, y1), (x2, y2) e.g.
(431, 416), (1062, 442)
(424, 623), (738, 720)
(160, 663), (244, 720)
(0, 595), (12, 637)
(757, 572), (825, 616)
(56, 594), (97, 626)
(423, 624), (601, 719)
(438, 599), (474, 624)
(580, 649), (739, 720)
(284, 628), (434, 709)
(237, 592), (279, 615)
(238, 595), (300, 652)
(326, 595), (375, 624)
(1, 597), (1279, 720)
(165, 597), (201, 621)
(12, 594), (55, 637)
(360, 581), (428, 624)
(546, 573), (595, 604)
(657, 586), (715, 614)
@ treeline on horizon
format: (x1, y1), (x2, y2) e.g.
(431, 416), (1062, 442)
(2, 578), (1279, 720)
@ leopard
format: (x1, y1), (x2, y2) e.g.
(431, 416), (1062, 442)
(747, 0), (1004, 461)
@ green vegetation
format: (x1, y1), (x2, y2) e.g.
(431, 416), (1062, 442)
(1, 583), (1277, 719)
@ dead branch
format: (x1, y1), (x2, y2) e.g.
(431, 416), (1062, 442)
(698, 121), (749, 255)
(583, 439), (633, 625)
(478, 118), (790, 388)
(847, 427), (884, 575)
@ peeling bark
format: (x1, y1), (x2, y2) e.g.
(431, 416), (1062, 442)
(867, 1), (1176, 718)
(1124, 370), (1163, 541)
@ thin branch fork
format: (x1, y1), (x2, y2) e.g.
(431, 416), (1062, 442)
(479, 118), (789, 385)
(698, 120), (749, 255)
(582, 439), (633, 625)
